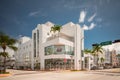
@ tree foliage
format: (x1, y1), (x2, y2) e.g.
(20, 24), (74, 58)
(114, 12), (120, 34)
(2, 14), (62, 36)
(50, 25), (62, 33)
(0, 32), (17, 73)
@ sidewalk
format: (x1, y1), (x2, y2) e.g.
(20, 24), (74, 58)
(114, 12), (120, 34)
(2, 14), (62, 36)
(6, 69), (41, 75)
(85, 68), (120, 77)
(92, 68), (120, 73)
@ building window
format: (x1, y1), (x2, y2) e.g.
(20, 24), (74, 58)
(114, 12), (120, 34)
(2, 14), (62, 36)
(37, 30), (39, 43)
(45, 45), (74, 55)
(34, 33), (36, 57)
(37, 29), (39, 57)
(81, 50), (84, 57)
(45, 46), (53, 55)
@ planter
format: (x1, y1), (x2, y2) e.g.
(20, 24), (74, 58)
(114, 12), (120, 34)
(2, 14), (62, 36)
(0, 73), (11, 77)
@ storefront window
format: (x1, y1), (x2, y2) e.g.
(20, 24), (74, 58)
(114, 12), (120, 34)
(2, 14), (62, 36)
(45, 45), (74, 55)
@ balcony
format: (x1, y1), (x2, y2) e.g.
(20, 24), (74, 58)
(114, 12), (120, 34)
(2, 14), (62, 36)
(47, 33), (74, 42)
(44, 37), (73, 47)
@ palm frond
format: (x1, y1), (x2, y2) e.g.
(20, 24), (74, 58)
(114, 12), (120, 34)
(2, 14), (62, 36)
(92, 45), (103, 55)
(0, 34), (9, 43)
(8, 45), (18, 51)
(84, 49), (93, 54)
(7, 38), (17, 45)
(50, 25), (62, 33)
(0, 32), (17, 51)
(0, 52), (9, 57)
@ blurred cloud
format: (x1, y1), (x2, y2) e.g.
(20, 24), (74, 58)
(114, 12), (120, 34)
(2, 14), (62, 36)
(28, 11), (40, 17)
(79, 11), (96, 30)
(83, 23), (96, 30)
(79, 10), (86, 23)
(88, 13), (96, 22)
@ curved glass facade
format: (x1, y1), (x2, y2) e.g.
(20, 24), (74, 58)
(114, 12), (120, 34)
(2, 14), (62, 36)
(45, 45), (74, 55)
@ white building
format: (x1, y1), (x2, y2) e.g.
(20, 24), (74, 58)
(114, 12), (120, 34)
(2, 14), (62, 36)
(102, 41), (120, 67)
(92, 40), (120, 68)
(16, 21), (84, 70)
(84, 54), (94, 70)
(15, 36), (32, 69)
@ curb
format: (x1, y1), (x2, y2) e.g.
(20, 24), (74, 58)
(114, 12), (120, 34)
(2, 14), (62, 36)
(0, 73), (12, 78)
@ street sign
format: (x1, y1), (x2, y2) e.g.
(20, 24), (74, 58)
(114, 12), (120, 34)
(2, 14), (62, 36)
(100, 41), (112, 46)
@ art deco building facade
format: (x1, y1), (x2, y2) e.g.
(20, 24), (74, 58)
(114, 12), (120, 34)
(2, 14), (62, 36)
(16, 22), (84, 70)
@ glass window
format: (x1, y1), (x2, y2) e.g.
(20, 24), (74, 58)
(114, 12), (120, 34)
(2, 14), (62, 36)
(45, 45), (74, 55)
(54, 45), (65, 54)
(45, 46), (53, 55)
(37, 30), (39, 43)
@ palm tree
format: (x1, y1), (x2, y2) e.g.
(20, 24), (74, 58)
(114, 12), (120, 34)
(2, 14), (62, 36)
(84, 49), (94, 69)
(0, 32), (17, 73)
(50, 25), (62, 37)
(92, 45), (103, 67)
(100, 57), (104, 66)
(50, 26), (56, 33)
(0, 52), (9, 58)
(84, 49), (93, 54)
(84, 45), (103, 68)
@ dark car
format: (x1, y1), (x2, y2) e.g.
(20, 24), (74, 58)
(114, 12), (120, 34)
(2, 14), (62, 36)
(91, 66), (98, 70)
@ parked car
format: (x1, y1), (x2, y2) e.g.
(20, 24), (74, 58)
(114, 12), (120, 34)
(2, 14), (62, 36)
(98, 67), (104, 70)
(104, 66), (112, 69)
(91, 66), (98, 70)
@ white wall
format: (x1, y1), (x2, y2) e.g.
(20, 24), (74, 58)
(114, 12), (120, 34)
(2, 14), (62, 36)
(15, 37), (32, 69)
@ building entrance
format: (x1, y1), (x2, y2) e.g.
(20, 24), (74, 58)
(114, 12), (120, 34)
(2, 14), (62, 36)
(45, 59), (74, 70)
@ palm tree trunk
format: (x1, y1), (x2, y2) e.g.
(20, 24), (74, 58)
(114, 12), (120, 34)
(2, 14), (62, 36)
(93, 55), (96, 66)
(93, 55), (96, 70)
(3, 49), (6, 73)
(97, 55), (98, 68)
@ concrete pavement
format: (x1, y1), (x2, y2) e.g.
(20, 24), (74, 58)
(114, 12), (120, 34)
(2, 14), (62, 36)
(0, 69), (120, 80)
(93, 68), (120, 73)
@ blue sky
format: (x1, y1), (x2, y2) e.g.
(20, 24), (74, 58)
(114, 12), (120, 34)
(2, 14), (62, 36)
(0, 0), (120, 49)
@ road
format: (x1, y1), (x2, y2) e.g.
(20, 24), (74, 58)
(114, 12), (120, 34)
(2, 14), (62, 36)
(0, 69), (120, 80)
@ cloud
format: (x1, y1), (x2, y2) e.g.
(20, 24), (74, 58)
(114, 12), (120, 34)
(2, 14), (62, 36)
(28, 10), (47, 18)
(88, 13), (96, 22)
(78, 10), (97, 30)
(79, 10), (86, 23)
(89, 23), (96, 30)
(29, 11), (40, 16)
(82, 23), (96, 30)
(82, 25), (89, 30)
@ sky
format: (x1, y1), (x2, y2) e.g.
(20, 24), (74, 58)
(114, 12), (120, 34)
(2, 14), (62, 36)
(0, 0), (120, 49)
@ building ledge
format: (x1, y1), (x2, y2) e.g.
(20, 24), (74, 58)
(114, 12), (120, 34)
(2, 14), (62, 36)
(44, 54), (74, 59)
(43, 37), (73, 47)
